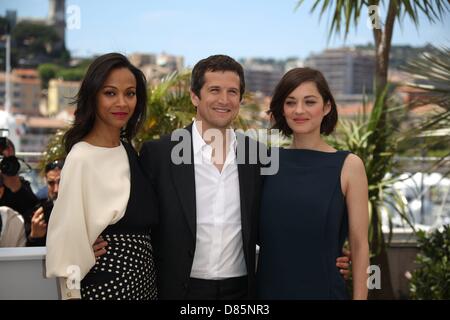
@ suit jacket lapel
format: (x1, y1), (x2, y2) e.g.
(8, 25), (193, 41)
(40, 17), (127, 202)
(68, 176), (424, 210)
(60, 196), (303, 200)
(170, 123), (197, 238)
(237, 134), (252, 255)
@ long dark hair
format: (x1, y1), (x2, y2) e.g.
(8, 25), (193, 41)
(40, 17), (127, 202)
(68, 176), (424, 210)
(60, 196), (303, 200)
(64, 53), (147, 154)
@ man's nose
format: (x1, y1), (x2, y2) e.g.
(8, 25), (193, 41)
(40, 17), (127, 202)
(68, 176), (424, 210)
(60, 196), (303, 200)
(218, 91), (228, 104)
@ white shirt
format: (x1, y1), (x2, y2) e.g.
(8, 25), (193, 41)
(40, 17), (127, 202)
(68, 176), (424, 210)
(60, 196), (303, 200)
(190, 121), (247, 280)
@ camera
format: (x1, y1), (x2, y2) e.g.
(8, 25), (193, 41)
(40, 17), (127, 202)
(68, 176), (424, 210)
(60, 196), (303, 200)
(0, 129), (10, 153)
(0, 129), (22, 176)
(0, 136), (7, 151)
(0, 155), (20, 176)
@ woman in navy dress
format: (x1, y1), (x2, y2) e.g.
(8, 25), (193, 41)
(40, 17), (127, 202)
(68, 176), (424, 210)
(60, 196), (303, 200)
(257, 68), (369, 300)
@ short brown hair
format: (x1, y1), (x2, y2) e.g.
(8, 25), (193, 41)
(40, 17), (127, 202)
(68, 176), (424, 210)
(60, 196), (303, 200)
(268, 67), (338, 136)
(190, 54), (245, 100)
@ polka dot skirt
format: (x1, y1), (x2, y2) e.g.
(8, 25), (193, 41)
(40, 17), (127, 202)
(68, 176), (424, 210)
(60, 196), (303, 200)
(81, 233), (157, 300)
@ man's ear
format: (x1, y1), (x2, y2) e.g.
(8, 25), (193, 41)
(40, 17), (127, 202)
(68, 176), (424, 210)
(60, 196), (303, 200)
(190, 90), (199, 108)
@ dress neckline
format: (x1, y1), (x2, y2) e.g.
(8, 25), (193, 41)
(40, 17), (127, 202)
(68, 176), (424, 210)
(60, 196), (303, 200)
(79, 141), (123, 150)
(281, 147), (339, 154)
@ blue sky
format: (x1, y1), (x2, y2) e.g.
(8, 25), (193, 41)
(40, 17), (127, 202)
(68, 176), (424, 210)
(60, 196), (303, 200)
(1, 0), (449, 67)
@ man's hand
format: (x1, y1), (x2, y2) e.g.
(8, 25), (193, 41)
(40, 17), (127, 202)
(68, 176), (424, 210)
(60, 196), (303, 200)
(336, 249), (352, 280)
(30, 207), (47, 239)
(93, 237), (108, 258)
(2, 174), (22, 192)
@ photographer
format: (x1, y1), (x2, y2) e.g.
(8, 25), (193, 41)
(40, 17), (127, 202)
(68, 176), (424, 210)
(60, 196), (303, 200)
(0, 138), (39, 237)
(27, 159), (64, 246)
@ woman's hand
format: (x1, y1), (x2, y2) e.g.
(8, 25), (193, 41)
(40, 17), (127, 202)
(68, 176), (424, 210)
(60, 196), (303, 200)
(93, 237), (108, 258)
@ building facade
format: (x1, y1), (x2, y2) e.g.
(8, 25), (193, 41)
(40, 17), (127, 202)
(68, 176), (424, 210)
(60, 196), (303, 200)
(305, 47), (375, 103)
(47, 78), (79, 115)
(0, 69), (41, 116)
(242, 60), (284, 97)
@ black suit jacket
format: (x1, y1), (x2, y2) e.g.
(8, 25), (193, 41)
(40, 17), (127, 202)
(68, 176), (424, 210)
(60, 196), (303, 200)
(139, 123), (263, 299)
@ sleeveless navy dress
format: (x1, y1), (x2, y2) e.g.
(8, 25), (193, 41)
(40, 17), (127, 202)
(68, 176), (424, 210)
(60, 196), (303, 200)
(257, 148), (350, 300)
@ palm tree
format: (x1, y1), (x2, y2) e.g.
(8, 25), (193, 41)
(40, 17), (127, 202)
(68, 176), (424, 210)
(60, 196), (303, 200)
(402, 46), (450, 116)
(296, 0), (448, 97)
(399, 46), (450, 161)
(296, 1), (449, 164)
(134, 71), (195, 151)
(38, 128), (67, 173)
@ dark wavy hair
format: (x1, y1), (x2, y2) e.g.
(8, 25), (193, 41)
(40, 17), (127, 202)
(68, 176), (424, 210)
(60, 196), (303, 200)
(64, 53), (147, 153)
(190, 54), (245, 101)
(268, 67), (338, 136)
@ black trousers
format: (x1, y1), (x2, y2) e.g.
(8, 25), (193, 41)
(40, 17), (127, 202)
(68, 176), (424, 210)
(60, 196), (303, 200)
(185, 276), (248, 300)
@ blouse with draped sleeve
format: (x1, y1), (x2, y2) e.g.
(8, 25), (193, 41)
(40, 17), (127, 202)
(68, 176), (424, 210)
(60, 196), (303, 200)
(45, 141), (130, 287)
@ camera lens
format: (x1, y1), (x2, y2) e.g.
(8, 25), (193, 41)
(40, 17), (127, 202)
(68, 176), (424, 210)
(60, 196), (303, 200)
(0, 137), (7, 153)
(0, 156), (20, 176)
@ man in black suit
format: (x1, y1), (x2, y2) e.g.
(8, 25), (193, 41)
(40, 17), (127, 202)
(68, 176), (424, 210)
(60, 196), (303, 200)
(140, 55), (264, 299)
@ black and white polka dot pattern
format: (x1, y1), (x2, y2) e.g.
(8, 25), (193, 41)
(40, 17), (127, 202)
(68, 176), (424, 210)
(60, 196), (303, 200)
(81, 233), (157, 300)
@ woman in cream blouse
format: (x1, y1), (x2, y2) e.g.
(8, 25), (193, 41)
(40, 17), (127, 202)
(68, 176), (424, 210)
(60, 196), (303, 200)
(46, 53), (158, 300)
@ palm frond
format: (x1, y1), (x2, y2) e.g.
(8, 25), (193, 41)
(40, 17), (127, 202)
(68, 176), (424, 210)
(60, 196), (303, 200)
(295, 0), (449, 40)
(401, 46), (450, 111)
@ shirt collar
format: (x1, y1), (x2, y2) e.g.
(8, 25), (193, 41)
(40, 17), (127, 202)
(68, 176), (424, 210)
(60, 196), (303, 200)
(192, 120), (208, 156)
(192, 120), (237, 156)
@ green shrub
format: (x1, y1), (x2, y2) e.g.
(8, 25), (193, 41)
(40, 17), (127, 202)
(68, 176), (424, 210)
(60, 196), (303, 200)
(410, 225), (450, 299)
